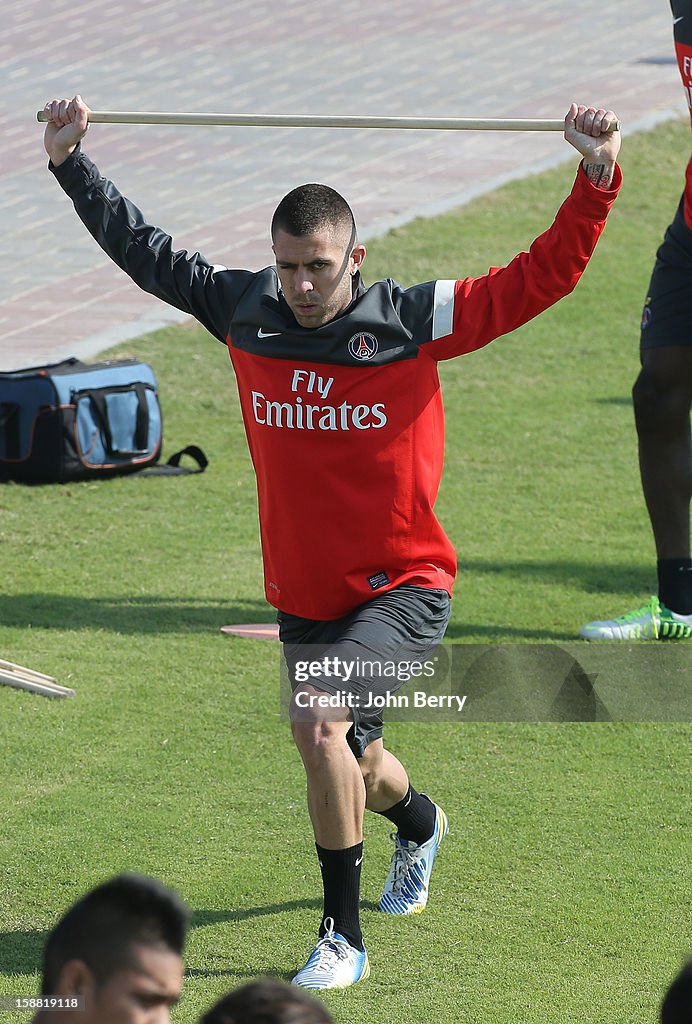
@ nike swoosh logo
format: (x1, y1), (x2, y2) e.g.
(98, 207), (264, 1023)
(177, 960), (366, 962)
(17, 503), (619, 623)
(674, 15), (684, 22)
(257, 328), (282, 338)
(355, 856), (363, 866)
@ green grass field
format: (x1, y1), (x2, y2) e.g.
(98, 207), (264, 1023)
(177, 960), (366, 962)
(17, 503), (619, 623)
(0, 120), (690, 1023)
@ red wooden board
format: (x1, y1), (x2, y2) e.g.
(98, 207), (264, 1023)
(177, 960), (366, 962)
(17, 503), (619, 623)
(220, 623), (279, 640)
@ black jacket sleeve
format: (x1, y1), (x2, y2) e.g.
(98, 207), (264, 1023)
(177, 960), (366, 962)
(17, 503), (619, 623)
(50, 147), (254, 343)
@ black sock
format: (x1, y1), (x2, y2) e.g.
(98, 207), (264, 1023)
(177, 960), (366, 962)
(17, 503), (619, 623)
(316, 842), (363, 950)
(378, 785), (436, 846)
(657, 558), (692, 615)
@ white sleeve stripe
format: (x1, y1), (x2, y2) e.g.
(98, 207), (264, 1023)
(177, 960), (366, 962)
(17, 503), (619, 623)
(432, 279), (456, 340)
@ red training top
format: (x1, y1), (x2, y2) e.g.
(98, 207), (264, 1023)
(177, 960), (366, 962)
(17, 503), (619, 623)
(52, 151), (621, 619)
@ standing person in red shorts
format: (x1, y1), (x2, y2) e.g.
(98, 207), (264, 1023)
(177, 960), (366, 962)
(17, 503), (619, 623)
(42, 95), (621, 988)
(582, 0), (692, 641)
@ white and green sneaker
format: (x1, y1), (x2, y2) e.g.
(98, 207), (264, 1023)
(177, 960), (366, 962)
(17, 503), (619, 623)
(580, 597), (692, 641)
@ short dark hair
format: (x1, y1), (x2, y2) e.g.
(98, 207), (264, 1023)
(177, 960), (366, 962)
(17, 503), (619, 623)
(271, 183), (356, 241)
(200, 978), (333, 1024)
(41, 874), (190, 994)
(661, 962), (692, 1024)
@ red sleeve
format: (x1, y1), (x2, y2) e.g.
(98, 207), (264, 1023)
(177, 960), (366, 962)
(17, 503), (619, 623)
(673, 6), (692, 226)
(673, 0), (692, 124)
(671, 1), (692, 224)
(685, 156), (692, 230)
(674, 38), (692, 124)
(425, 163), (622, 362)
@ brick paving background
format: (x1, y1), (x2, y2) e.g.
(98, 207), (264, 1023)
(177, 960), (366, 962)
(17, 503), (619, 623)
(0, 0), (686, 369)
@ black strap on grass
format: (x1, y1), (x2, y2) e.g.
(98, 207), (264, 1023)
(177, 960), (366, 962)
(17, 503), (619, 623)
(137, 445), (208, 476)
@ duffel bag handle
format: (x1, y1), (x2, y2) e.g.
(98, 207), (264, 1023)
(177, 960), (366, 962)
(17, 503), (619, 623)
(82, 383), (150, 457)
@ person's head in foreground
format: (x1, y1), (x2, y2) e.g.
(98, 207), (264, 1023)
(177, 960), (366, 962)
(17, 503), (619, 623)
(661, 961), (692, 1024)
(35, 873), (189, 1024)
(200, 978), (334, 1024)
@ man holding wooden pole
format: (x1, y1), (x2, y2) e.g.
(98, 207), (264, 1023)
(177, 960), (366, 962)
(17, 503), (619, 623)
(41, 94), (621, 989)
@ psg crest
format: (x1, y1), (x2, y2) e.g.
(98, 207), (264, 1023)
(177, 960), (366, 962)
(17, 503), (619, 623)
(348, 332), (379, 361)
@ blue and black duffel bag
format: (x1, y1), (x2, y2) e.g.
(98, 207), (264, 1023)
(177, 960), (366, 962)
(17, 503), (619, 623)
(0, 357), (206, 483)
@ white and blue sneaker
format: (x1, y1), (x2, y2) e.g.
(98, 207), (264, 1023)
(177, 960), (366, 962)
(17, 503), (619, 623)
(292, 917), (370, 990)
(379, 802), (448, 915)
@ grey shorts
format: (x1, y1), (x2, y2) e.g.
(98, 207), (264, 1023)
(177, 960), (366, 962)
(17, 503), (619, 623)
(640, 197), (692, 350)
(278, 585), (451, 758)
